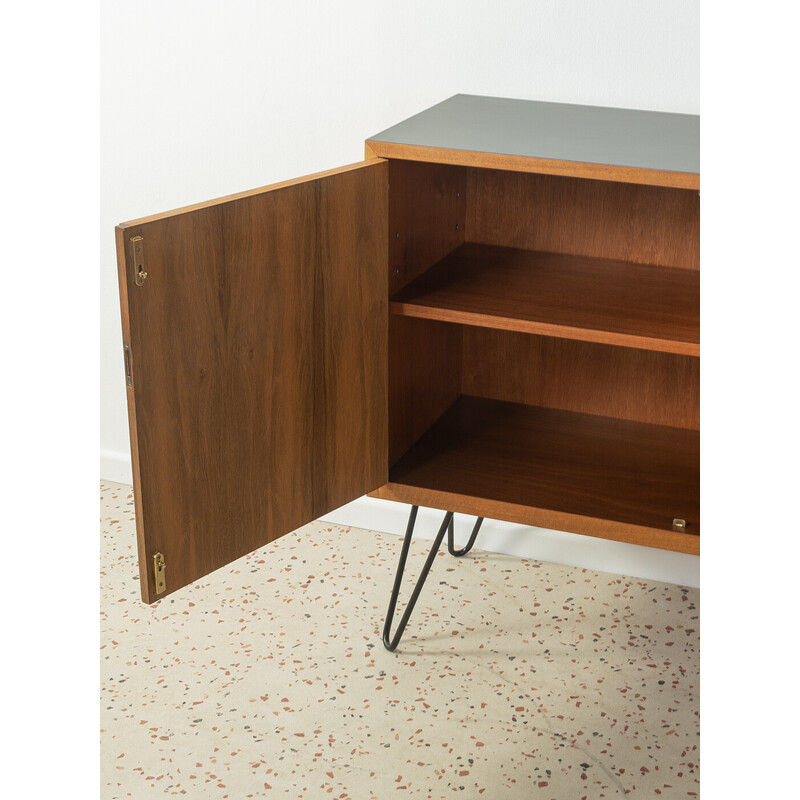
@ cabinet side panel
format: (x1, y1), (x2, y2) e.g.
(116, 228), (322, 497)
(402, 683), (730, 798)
(388, 316), (462, 466)
(462, 328), (700, 430)
(466, 169), (700, 270)
(389, 160), (466, 295)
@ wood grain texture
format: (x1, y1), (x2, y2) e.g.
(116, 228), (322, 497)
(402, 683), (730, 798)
(462, 328), (700, 430)
(366, 140), (700, 190)
(384, 160), (465, 466)
(374, 396), (700, 554)
(388, 160), (465, 295)
(391, 244), (699, 356)
(121, 161), (382, 227)
(313, 168), (389, 515)
(388, 315), (462, 467)
(116, 160), (387, 603)
(467, 169), (700, 270)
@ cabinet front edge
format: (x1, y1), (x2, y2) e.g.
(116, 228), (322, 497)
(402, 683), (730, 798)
(364, 140), (700, 190)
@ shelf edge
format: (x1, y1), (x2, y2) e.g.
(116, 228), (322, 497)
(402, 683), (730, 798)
(389, 302), (700, 357)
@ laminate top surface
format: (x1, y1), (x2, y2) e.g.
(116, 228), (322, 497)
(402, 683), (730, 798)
(369, 94), (699, 175)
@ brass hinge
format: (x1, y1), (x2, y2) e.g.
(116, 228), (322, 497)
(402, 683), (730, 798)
(152, 552), (166, 594)
(129, 235), (147, 285)
(123, 342), (133, 387)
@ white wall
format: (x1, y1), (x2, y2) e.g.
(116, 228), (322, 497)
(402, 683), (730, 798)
(100, 0), (700, 585)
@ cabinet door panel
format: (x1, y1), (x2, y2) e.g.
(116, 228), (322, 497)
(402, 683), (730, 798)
(116, 160), (388, 603)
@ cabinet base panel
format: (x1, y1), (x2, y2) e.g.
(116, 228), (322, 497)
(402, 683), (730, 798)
(370, 483), (699, 555)
(373, 395), (700, 556)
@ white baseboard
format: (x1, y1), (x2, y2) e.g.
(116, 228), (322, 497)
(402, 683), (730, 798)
(100, 449), (133, 485)
(321, 496), (699, 588)
(99, 449), (699, 588)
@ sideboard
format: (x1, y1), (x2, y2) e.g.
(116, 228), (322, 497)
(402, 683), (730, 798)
(116, 94), (699, 648)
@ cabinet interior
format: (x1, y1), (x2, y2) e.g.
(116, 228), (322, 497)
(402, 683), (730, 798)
(380, 159), (700, 549)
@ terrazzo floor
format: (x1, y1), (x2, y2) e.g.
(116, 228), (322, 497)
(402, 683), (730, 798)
(100, 480), (699, 799)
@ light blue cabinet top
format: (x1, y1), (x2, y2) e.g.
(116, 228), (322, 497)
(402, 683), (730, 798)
(369, 94), (699, 175)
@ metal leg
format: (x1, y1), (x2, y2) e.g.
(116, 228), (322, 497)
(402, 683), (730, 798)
(382, 506), (484, 651)
(382, 506), (453, 652)
(447, 514), (484, 557)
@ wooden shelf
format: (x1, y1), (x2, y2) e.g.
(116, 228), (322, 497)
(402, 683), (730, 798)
(390, 244), (699, 356)
(375, 396), (699, 554)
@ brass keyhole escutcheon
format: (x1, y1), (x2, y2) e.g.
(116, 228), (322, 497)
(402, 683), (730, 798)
(152, 551), (166, 594)
(130, 235), (148, 285)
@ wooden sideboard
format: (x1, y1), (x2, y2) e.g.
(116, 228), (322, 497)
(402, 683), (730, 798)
(116, 94), (699, 609)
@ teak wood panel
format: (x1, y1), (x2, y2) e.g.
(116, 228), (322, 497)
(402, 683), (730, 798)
(462, 329), (700, 431)
(388, 160), (465, 295)
(390, 244), (699, 356)
(466, 169), (700, 270)
(387, 315), (462, 467)
(374, 396), (700, 554)
(116, 160), (388, 603)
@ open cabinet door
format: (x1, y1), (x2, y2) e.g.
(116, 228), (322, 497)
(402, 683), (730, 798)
(116, 160), (388, 603)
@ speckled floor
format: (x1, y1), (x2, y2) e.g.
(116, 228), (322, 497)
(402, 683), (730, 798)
(100, 480), (699, 799)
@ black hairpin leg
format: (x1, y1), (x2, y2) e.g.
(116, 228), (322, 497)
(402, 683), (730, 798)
(382, 505), (484, 652)
(447, 514), (483, 557)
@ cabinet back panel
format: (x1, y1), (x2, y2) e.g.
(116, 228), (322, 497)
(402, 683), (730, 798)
(462, 327), (699, 431)
(388, 160), (466, 295)
(466, 168), (699, 270)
